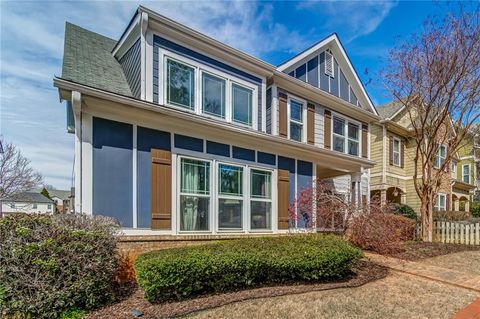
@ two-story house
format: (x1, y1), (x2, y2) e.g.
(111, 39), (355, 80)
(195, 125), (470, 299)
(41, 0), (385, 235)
(54, 6), (378, 235)
(371, 101), (476, 214)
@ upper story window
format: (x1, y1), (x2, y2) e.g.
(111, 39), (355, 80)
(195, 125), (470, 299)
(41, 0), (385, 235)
(392, 137), (401, 166)
(163, 54), (258, 129)
(288, 98), (305, 142)
(434, 145), (447, 169)
(463, 164), (470, 183)
(166, 59), (195, 109)
(333, 115), (360, 156)
(452, 161), (457, 174)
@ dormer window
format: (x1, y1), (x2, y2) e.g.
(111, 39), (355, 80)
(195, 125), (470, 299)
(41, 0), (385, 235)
(166, 58), (195, 109)
(325, 50), (334, 78)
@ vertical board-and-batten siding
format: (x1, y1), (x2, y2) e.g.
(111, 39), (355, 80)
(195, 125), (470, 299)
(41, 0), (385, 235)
(119, 39), (141, 98)
(290, 50), (360, 108)
(266, 87), (272, 134)
(152, 35), (263, 131)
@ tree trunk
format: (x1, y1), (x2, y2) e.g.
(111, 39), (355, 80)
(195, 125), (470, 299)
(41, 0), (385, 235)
(421, 195), (433, 242)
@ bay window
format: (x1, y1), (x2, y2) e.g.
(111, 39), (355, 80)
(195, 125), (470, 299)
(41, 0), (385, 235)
(166, 59), (195, 109)
(232, 84), (253, 126)
(202, 73), (226, 118)
(180, 158), (210, 231)
(218, 164), (243, 229)
(250, 169), (272, 230)
(289, 99), (304, 142)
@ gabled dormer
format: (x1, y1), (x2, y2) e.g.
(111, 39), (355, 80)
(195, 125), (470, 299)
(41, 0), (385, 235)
(277, 34), (377, 115)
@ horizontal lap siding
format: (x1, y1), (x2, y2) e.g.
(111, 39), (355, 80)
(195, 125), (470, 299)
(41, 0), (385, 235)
(314, 106), (324, 148)
(370, 124), (384, 175)
(119, 39), (141, 99)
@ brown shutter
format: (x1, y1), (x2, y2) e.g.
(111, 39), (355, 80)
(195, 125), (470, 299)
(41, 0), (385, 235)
(389, 136), (393, 165)
(446, 194), (450, 211)
(278, 92), (288, 137)
(151, 149), (172, 230)
(400, 139), (405, 168)
(324, 109), (332, 149)
(277, 169), (290, 229)
(361, 123), (368, 158)
(307, 103), (315, 145)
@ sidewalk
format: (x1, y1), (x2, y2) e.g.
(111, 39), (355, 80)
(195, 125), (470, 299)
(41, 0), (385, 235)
(365, 252), (480, 292)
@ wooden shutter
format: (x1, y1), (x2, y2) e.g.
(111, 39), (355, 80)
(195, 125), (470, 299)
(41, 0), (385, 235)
(361, 123), (368, 158)
(279, 92), (288, 137)
(324, 109), (332, 149)
(446, 195), (450, 211)
(277, 169), (290, 229)
(151, 149), (172, 230)
(400, 139), (405, 168)
(389, 136), (394, 165)
(307, 103), (315, 145)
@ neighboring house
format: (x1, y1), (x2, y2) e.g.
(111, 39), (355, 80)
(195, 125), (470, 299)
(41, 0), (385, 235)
(371, 102), (475, 213)
(1, 192), (54, 216)
(54, 6), (378, 235)
(454, 129), (480, 208)
(49, 190), (73, 214)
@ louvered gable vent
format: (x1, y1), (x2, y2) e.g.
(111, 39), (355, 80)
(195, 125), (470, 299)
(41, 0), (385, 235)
(324, 50), (334, 77)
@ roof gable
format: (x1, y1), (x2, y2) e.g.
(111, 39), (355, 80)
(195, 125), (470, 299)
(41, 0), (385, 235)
(277, 34), (377, 115)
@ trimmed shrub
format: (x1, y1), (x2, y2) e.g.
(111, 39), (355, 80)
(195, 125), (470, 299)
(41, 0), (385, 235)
(135, 235), (362, 302)
(0, 213), (120, 319)
(471, 202), (480, 218)
(392, 204), (417, 220)
(348, 212), (415, 254)
(433, 210), (472, 221)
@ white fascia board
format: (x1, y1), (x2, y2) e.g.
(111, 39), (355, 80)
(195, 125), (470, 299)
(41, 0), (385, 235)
(113, 12), (141, 58)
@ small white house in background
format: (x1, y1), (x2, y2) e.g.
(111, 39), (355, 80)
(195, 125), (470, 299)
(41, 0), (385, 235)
(48, 190), (73, 214)
(1, 192), (54, 216)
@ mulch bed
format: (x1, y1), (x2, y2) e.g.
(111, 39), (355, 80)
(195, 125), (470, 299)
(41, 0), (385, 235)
(387, 241), (480, 261)
(86, 260), (387, 319)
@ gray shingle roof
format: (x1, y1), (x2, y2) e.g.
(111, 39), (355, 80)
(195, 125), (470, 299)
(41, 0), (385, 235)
(61, 22), (132, 96)
(48, 190), (72, 200)
(376, 101), (404, 119)
(3, 192), (54, 203)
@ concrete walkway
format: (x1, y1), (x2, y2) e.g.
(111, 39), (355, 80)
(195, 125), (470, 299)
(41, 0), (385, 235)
(365, 253), (480, 293)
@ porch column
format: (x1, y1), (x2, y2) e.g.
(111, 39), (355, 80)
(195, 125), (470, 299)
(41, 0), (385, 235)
(465, 201), (470, 212)
(350, 173), (362, 207)
(380, 189), (387, 206)
(454, 199), (459, 211)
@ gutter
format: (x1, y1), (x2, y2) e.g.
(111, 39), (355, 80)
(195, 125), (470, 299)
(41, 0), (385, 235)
(53, 77), (376, 169)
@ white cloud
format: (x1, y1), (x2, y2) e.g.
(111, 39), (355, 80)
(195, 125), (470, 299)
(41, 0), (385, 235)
(298, 0), (398, 43)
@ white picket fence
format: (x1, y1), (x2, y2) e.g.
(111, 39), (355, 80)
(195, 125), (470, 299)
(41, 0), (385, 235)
(433, 221), (480, 245)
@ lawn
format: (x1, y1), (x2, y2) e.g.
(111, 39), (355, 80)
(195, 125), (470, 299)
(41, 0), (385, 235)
(420, 250), (480, 276)
(388, 241), (480, 261)
(187, 272), (479, 319)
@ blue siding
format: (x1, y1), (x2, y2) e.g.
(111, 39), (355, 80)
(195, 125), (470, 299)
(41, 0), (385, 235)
(257, 151), (276, 165)
(174, 134), (203, 152)
(307, 56), (318, 87)
(339, 69), (349, 102)
(232, 146), (255, 162)
(119, 39), (141, 98)
(137, 127), (171, 228)
(330, 59), (339, 96)
(207, 141), (230, 157)
(296, 160), (313, 228)
(319, 52), (329, 92)
(295, 64), (306, 82)
(266, 87), (272, 134)
(93, 117), (133, 227)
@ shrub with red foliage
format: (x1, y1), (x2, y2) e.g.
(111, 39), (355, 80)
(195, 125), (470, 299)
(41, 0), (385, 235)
(347, 212), (416, 254)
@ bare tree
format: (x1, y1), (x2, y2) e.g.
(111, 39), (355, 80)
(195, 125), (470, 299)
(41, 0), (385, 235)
(0, 137), (43, 201)
(383, 5), (480, 241)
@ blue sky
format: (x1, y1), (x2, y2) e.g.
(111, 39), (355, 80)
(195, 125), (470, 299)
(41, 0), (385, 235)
(0, 0), (457, 189)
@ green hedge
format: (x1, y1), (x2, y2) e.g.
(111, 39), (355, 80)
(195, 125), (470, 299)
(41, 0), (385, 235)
(0, 213), (119, 319)
(135, 234), (362, 302)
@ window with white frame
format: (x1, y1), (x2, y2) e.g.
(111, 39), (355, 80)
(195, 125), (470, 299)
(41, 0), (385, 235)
(463, 164), (471, 183)
(202, 72), (226, 118)
(166, 58), (195, 109)
(289, 99), (305, 142)
(218, 163), (243, 230)
(434, 145), (446, 169)
(434, 193), (446, 211)
(392, 137), (401, 166)
(232, 83), (253, 126)
(452, 161), (457, 174)
(250, 169), (272, 230)
(163, 54), (257, 128)
(32, 203), (37, 209)
(178, 156), (273, 232)
(47, 204), (52, 209)
(179, 158), (211, 231)
(332, 115), (360, 156)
